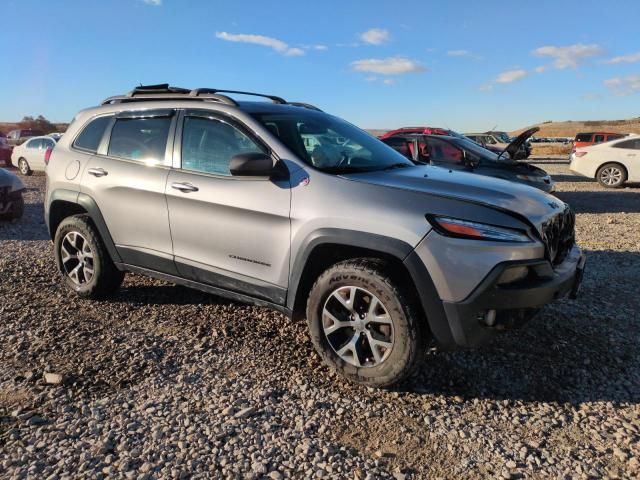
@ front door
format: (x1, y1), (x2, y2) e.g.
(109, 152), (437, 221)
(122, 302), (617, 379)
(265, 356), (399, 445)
(165, 110), (291, 304)
(80, 109), (176, 273)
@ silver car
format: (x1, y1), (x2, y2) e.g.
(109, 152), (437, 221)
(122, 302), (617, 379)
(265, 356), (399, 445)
(45, 85), (585, 387)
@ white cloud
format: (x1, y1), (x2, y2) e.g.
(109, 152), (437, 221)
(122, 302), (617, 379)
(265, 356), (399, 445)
(447, 49), (470, 57)
(604, 75), (640, 96)
(534, 65), (548, 73)
(360, 28), (391, 45)
(351, 57), (425, 75)
(496, 69), (528, 84)
(533, 43), (603, 69)
(215, 31), (305, 57)
(142, 0), (161, 5)
(604, 52), (640, 65)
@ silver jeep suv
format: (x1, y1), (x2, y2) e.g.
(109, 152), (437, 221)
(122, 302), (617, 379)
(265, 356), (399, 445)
(45, 85), (585, 387)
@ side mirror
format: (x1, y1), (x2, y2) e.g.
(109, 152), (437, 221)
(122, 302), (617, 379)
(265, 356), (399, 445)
(229, 152), (274, 177)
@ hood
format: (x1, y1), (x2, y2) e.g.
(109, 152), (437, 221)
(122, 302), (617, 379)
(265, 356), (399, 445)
(344, 165), (564, 231)
(0, 168), (26, 192)
(505, 127), (539, 158)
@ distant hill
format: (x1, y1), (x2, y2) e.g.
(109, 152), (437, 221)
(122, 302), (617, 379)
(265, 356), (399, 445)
(510, 118), (640, 138)
(0, 122), (68, 134)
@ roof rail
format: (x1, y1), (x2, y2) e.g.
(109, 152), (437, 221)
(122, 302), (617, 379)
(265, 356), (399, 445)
(288, 102), (323, 112)
(101, 84), (292, 107)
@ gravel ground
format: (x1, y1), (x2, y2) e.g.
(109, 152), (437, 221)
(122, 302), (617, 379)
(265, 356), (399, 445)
(1, 160), (639, 480)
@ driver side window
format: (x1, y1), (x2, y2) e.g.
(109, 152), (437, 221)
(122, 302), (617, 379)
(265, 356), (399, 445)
(108, 117), (172, 165)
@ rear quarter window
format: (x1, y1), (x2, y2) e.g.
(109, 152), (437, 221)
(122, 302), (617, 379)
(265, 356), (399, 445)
(73, 116), (112, 153)
(613, 139), (640, 150)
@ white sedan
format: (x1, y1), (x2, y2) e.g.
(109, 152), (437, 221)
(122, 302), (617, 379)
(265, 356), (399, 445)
(570, 134), (639, 188)
(10, 136), (57, 175)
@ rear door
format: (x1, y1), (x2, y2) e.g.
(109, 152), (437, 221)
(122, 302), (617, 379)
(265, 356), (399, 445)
(80, 109), (176, 273)
(594, 134), (605, 144)
(165, 109), (291, 304)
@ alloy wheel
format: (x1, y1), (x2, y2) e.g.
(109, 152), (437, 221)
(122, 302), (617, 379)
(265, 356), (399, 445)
(19, 159), (28, 175)
(60, 231), (95, 285)
(322, 286), (394, 367)
(600, 167), (622, 186)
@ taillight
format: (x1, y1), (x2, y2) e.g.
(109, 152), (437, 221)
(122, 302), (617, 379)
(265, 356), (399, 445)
(575, 151), (588, 157)
(44, 147), (53, 165)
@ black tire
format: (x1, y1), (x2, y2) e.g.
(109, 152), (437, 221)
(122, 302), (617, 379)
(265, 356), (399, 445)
(54, 214), (124, 298)
(306, 258), (427, 388)
(596, 163), (627, 188)
(18, 158), (32, 176)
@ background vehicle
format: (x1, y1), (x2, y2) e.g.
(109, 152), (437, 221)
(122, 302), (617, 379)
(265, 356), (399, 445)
(6, 128), (45, 147)
(573, 132), (625, 149)
(381, 129), (554, 192)
(0, 168), (25, 220)
(11, 136), (56, 175)
(48, 132), (64, 141)
(465, 133), (530, 159)
(45, 84), (584, 388)
(0, 133), (12, 167)
(379, 127), (455, 139)
(570, 134), (640, 188)
(486, 130), (532, 158)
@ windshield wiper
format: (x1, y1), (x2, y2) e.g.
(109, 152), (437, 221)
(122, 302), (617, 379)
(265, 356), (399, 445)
(381, 163), (412, 171)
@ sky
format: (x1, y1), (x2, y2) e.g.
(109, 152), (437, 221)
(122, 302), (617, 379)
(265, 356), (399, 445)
(1, 0), (639, 131)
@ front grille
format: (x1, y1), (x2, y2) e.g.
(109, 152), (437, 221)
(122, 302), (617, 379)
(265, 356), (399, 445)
(541, 206), (575, 266)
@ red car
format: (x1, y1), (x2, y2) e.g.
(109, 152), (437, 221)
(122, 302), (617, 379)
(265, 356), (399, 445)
(0, 133), (12, 167)
(379, 126), (452, 139)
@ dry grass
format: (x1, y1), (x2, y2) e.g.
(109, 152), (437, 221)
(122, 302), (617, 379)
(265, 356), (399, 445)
(531, 144), (572, 156)
(511, 118), (640, 138)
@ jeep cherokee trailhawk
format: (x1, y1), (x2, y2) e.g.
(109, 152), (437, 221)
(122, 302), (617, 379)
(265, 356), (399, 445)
(45, 85), (585, 387)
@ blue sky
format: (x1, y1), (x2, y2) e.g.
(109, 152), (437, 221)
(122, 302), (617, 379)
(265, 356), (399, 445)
(1, 0), (639, 131)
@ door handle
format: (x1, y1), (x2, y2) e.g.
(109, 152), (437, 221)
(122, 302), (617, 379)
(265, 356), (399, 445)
(171, 182), (199, 193)
(87, 168), (108, 177)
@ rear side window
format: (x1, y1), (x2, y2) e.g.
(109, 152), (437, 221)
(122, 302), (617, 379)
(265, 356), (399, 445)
(594, 135), (605, 143)
(428, 138), (464, 165)
(74, 116), (112, 153)
(607, 134), (624, 142)
(26, 138), (42, 149)
(108, 117), (172, 165)
(575, 133), (592, 142)
(613, 139), (640, 150)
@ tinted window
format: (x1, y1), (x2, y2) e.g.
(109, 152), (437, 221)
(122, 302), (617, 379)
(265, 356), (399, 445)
(607, 134), (624, 142)
(427, 138), (464, 164)
(26, 138), (42, 149)
(74, 116), (112, 153)
(108, 116), (171, 164)
(575, 133), (592, 142)
(613, 139), (640, 150)
(181, 116), (266, 176)
(594, 135), (605, 143)
(383, 138), (412, 159)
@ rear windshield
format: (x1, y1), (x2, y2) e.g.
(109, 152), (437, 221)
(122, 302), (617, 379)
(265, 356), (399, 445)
(575, 133), (592, 142)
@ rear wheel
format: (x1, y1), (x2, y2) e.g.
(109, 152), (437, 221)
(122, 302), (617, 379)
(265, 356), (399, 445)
(597, 163), (627, 188)
(306, 258), (427, 388)
(54, 215), (124, 298)
(18, 158), (32, 176)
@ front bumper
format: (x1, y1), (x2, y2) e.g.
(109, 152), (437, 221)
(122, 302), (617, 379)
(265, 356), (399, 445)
(405, 244), (585, 349)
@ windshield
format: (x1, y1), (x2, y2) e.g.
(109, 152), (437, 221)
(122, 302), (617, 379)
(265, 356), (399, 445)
(250, 110), (413, 173)
(454, 137), (512, 162)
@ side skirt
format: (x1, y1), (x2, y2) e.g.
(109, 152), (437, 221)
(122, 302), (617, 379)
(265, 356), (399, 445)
(117, 263), (292, 317)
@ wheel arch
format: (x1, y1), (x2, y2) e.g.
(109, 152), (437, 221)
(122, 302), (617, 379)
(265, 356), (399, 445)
(47, 190), (121, 263)
(287, 230), (418, 319)
(596, 161), (628, 179)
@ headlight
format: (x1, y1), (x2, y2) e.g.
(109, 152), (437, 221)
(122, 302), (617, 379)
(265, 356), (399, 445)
(427, 215), (532, 243)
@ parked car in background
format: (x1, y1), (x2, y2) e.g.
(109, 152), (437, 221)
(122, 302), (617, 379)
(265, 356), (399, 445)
(379, 126), (453, 139)
(48, 132), (63, 141)
(6, 129), (45, 147)
(11, 136), (56, 175)
(487, 130), (533, 157)
(570, 134), (640, 188)
(573, 132), (625, 149)
(0, 168), (25, 220)
(381, 128), (553, 192)
(0, 133), (12, 167)
(466, 133), (531, 160)
(45, 84), (584, 387)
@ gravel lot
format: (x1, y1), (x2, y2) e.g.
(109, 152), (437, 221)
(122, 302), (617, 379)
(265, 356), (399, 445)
(1, 160), (639, 479)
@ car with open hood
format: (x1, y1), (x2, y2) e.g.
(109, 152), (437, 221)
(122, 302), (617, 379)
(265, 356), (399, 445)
(45, 84), (584, 388)
(381, 128), (553, 192)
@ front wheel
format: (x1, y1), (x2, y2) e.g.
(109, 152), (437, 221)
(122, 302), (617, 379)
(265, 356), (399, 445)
(18, 158), (32, 176)
(54, 215), (124, 298)
(597, 163), (627, 188)
(306, 258), (427, 388)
